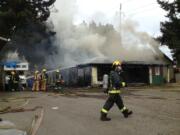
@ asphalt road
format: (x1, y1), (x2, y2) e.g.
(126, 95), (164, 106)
(0, 86), (180, 135)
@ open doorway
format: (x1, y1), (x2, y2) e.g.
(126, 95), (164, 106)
(122, 64), (149, 84)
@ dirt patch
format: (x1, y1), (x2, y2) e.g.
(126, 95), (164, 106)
(126, 93), (167, 100)
(48, 91), (107, 99)
(160, 90), (180, 92)
(0, 96), (35, 102)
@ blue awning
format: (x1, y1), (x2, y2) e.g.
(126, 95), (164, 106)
(1, 61), (18, 68)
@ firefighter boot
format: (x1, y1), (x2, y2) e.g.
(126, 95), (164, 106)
(122, 109), (133, 118)
(100, 112), (111, 121)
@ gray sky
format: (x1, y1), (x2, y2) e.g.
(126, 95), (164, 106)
(73, 0), (170, 36)
(53, 0), (172, 36)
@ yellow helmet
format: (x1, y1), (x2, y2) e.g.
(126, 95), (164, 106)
(56, 69), (60, 73)
(11, 71), (15, 75)
(112, 60), (122, 67)
(42, 69), (47, 72)
(35, 70), (39, 74)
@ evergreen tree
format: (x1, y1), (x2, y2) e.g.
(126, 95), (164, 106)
(157, 0), (180, 65)
(0, 0), (56, 50)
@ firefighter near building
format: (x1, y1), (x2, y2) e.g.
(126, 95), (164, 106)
(32, 70), (41, 91)
(54, 69), (64, 90)
(9, 70), (19, 91)
(2, 62), (29, 91)
(41, 68), (48, 91)
(100, 60), (133, 121)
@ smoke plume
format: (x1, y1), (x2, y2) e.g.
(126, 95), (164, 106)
(3, 50), (27, 62)
(48, 0), (164, 68)
(1, 0), (165, 70)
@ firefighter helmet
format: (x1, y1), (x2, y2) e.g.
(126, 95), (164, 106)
(112, 60), (122, 67)
(56, 69), (60, 73)
(11, 71), (15, 75)
(35, 70), (39, 74)
(42, 69), (47, 72)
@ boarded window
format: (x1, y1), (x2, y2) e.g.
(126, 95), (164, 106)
(155, 67), (160, 75)
(22, 65), (27, 68)
(16, 65), (21, 68)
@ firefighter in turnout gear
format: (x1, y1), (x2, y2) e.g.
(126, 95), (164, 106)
(100, 60), (133, 121)
(41, 68), (48, 91)
(32, 70), (40, 91)
(9, 71), (19, 91)
(55, 69), (64, 90)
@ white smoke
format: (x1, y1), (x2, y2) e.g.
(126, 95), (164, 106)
(47, 0), (164, 68)
(4, 50), (27, 62)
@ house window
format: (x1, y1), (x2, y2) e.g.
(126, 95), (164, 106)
(16, 65), (21, 68)
(155, 67), (160, 75)
(22, 65), (27, 68)
(78, 69), (84, 77)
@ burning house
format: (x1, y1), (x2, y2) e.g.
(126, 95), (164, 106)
(60, 57), (174, 87)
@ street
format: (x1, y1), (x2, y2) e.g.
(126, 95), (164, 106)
(0, 85), (180, 135)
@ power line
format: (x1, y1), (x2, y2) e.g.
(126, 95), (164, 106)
(117, 2), (162, 19)
(125, 2), (158, 14)
(125, 6), (160, 17)
(121, 0), (135, 5)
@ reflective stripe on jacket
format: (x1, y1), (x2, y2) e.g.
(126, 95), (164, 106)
(108, 89), (121, 94)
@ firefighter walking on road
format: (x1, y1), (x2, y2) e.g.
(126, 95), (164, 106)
(41, 68), (48, 91)
(32, 70), (40, 91)
(100, 60), (133, 121)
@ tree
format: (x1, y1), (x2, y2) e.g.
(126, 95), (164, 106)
(0, 0), (57, 68)
(0, 0), (56, 51)
(157, 0), (180, 65)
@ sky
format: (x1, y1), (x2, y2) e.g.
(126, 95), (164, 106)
(74, 0), (169, 36)
(53, 0), (174, 36)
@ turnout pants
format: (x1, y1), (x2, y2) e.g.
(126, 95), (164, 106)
(13, 82), (19, 91)
(32, 81), (40, 91)
(101, 94), (126, 114)
(41, 80), (47, 91)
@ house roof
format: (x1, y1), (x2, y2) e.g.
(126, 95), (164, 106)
(159, 45), (173, 62)
(77, 57), (169, 67)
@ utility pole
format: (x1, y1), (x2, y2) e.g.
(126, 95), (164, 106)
(119, 3), (123, 46)
(120, 3), (122, 37)
(0, 36), (11, 42)
(0, 36), (11, 55)
(0, 26), (15, 42)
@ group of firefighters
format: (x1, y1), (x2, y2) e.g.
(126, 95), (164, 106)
(32, 69), (64, 91)
(32, 69), (48, 91)
(5, 68), (64, 92)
